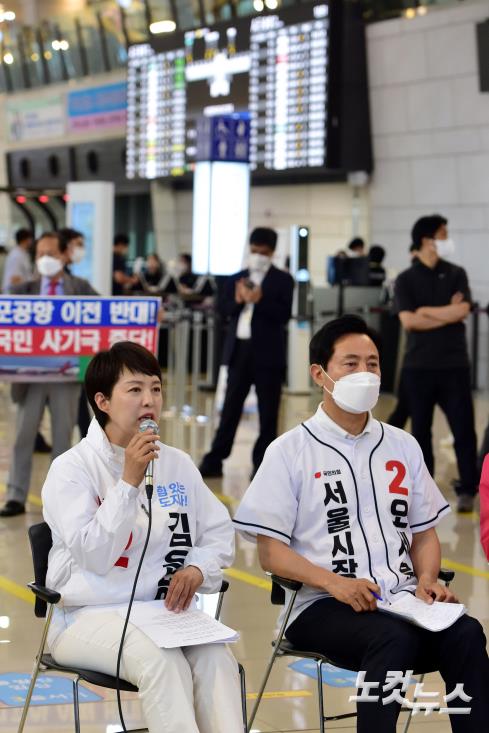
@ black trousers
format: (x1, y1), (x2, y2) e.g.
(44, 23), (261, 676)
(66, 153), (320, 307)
(402, 367), (478, 496)
(286, 598), (489, 733)
(206, 340), (283, 470)
(387, 369), (410, 429)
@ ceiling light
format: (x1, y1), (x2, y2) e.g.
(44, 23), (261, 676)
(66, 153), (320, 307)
(149, 20), (176, 34)
(253, 0), (264, 11)
(3, 51), (13, 64)
(265, 0), (278, 9)
(405, 8), (416, 19)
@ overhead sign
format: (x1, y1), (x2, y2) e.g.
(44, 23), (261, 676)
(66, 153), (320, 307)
(0, 296), (160, 382)
(67, 82), (127, 133)
(6, 95), (65, 142)
(196, 113), (250, 163)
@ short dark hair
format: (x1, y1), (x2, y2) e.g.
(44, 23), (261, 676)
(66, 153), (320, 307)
(59, 227), (83, 247)
(16, 228), (33, 245)
(114, 233), (130, 247)
(249, 227), (277, 251)
(85, 342), (162, 428)
(348, 237), (365, 251)
(368, 245), (385, 264)
(36, 231), (63, 252)
(309, 315), (382, 369)
(411, 214), (448, 250)
(179, 253), (192, 267)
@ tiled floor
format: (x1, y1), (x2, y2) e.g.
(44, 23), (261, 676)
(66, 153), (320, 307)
(0, 380), (487, 732)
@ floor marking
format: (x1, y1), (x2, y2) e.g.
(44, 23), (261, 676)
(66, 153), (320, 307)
(0, 485), (42, 508)
(441, 558), (489, 581)
(213, 492), (237, 508)
(224, 567), (273, 591)
(0, 576), (33, 605)
(246, 690), (312, 700)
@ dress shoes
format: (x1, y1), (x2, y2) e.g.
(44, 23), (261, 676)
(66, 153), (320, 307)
(199, 460), (223, 478)
(456, 494), (474, 514)
(34, 432), (52, 453)
(0, 500), (25, 517)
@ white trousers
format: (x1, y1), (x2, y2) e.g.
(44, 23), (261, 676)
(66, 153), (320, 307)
(50, 612), (243, 733)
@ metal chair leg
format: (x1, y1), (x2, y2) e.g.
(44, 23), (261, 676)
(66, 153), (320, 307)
(17, 657), (43, 733)
(247, 589), (299, 731)
(17, 604), (55, 733)
(317, 659), (325, 733)
(238, 663), (247, 733)
(402, 672), (425, 733)
(73, 677), (81, 733)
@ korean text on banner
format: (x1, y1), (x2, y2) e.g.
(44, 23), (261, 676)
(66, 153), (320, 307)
(0, 296), (160, 382)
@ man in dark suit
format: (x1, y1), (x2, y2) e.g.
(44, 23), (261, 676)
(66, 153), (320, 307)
(199, 227), (294, 479)
(0, 231), (98, 516)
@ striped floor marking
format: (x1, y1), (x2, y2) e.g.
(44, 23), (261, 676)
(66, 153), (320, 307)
(0, 575), (33, 605)
(246, 689), (312, 700)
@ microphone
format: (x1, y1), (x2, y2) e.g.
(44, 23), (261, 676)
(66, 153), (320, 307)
(139, 418), (159, 500)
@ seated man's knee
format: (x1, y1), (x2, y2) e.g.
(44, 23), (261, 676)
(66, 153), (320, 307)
(450, 615), (486, 648)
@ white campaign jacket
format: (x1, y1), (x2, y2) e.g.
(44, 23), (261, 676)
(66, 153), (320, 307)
(234, 404), (450, 628)
(42, 418), (234, 644)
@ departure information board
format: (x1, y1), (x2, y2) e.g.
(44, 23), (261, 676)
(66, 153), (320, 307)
(126, 3), (332, 180)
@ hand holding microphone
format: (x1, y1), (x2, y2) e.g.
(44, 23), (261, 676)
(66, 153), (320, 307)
(122, 419), (160, 493)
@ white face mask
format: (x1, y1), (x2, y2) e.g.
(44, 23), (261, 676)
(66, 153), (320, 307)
(71, 246), (85, 264)
(248, 252), (270, 272)
(321, 368), (381, 414)
(37, 255), (63, 278)
(434, 238), (455, 260)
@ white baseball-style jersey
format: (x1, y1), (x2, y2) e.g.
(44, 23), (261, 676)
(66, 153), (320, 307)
(234, 404), (450, 628)
(43, 418), (234, 646)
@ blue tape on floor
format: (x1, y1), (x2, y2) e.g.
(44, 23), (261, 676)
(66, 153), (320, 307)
(289, 660), (416, 688)
(289, 659), (359, 687)
(0, 673), (103, 707)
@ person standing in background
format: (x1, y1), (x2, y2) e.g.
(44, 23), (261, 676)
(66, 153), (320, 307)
(112, 233), (138, 295)
(394, 215), (478, 513)
(59, 227), (92, 438)
(0, 232), (97, 517)
(199, 227), (294, 480)
(2, 228), (33, 292)
(59, 228), (86, 274)
(347, 237), (365, 257)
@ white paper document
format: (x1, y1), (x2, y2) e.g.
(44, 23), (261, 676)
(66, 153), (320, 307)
(116, 601), (239, 648)
(378, 593), (465, 632)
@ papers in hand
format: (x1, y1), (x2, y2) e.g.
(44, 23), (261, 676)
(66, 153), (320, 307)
(377, 593), (465, 632)
(117, 600), (239, 649)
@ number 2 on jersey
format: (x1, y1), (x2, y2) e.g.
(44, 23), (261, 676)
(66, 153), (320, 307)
(386, 460), (409, 496)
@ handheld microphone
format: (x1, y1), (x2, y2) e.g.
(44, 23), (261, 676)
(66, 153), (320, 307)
(139, 418), (159, 501)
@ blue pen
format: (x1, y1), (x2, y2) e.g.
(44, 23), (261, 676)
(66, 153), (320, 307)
(372, 591), (383, 602)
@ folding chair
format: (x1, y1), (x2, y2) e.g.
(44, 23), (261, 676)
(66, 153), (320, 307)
(248, 570), (455, 733)
(19, 521), (247, 733)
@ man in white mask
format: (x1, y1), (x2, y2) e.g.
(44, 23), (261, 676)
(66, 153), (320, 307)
(199, 227), (294, 479)
(234, 315), (489, 733)
(394, 214), (477, 513)
(0, 232), (97, 517)
(59, 227), (86, 273)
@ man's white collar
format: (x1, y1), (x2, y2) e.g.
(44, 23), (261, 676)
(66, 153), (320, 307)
(313, 403), (373, 440)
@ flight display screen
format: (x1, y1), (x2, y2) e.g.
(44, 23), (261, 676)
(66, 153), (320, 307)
(126, 3), (332, 180)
